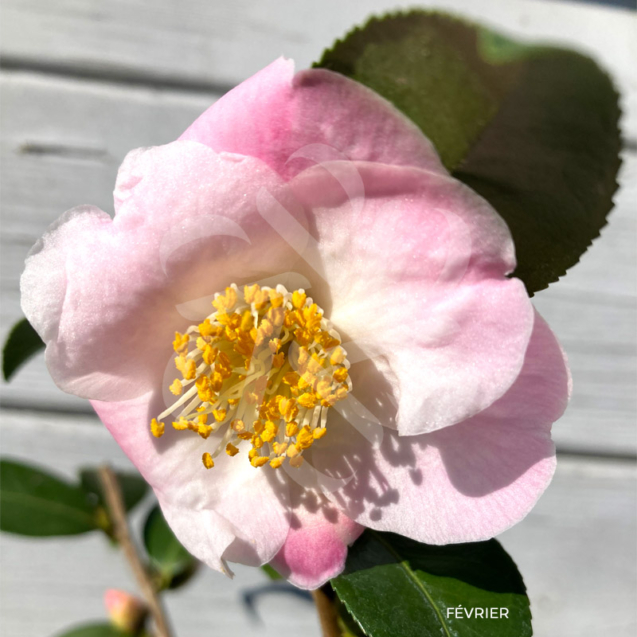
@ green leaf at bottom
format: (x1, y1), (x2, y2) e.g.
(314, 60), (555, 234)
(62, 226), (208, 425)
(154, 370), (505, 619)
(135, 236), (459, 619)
(331, 531), (531, 637)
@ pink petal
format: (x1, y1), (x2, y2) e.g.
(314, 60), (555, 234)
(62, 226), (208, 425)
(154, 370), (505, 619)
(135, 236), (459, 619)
(268, 482), (363, 589)
(311, 310), (569, 544)
(290, 161), (533, 434)
(179, 58), (445, 180)
(21, 141), (304, 401)
(93, 392), (291, 572)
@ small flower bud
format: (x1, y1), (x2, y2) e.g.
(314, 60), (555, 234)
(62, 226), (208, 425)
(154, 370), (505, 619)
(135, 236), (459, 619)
(104, 589), (147, 634)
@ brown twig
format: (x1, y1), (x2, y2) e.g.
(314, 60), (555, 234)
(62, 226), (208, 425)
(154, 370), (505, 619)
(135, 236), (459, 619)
(98, 465), (172, 637)
(311, 587), (341, 637)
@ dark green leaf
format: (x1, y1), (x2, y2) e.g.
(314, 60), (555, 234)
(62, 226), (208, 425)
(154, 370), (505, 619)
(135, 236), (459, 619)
(316, 11), (621, 294)
(0, 458), (98, 536)
(80, 468), (148, 513)
(331, 531), (532, 637)
(2, 318), (44, 381)
(53, 622), (133, 637)
(143, 504), (196, 590)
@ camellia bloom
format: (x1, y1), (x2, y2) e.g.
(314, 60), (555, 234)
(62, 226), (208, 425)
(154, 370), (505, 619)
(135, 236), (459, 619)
(21, 58), (570, 589)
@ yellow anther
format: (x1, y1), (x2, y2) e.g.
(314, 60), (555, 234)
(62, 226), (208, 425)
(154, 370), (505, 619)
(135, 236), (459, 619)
(272, 441), (288, 456)
(316, 379), (333, 400)
(272, 353), (285, 368)
(169, 379), (183, 396)
(286, 422), (299, 437)
(248, 449), (259, 460)
(251, 456), (269, 468)
(150, 418), (165, 438)
(243, 284), (261, 305)
(261, 421), (278, 442)
(253, 421), (265, 435)
(330, 347), (346, 365)
(297, 393), (317, 409)
(279, 398), (298, 422)
(270, 457), (284, 469)
(172, 419), (190, 431)
(252, 435), (264, 449)
(212, 286), (238, 312)
(173, 332), (190, 352)
(266, 306), (285, 326)
(284, 309), (296, 328)
(210, 372), (224, 393)
(292, 290), (306, 309)
(289, 455), (305, 468)
(198, 425), (213, 439)
(269, 289), (284, 308)
(317, 331), (340, 349)
(333, 367), (348, 383)
(212, 408), (227, 422)
(228, 398), (240, 406)
(297, 347), (310, 367)
(240, 310), (254, 332)
(238, 432), (253, 441)
(197, 413), (209, 425)
(202, 344), (218, 366)
(286, 444), (300, 458)
(198, 319), (214, 337)
(268, 338), (282, 353)
(202, 452), (214, 469)
(183, 359), (197, 380)
(297, 425), (314, 450)
(313, 427), (328, 440)
(226, 443), (239, 457)
(174, 354), (187, 374)
(253, 289), (270, 309)
(283, 372), (300, 387)
(231, 419), (245, 433)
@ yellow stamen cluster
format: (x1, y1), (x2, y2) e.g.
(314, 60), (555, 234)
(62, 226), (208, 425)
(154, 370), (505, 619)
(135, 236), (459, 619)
(150, 284), (351, 471)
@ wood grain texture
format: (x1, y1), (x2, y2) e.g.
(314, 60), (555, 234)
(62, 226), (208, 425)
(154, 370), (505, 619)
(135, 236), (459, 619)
(0, 410), (634, 637)
(1, 68), (634, 452)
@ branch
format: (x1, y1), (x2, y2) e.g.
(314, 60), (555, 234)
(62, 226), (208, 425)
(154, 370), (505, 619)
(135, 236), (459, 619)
(311, 587), (341, 637)
(98, 465), (172, 637)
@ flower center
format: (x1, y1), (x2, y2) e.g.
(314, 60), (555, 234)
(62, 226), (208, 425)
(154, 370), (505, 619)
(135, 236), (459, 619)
(150, 284), (350, 470)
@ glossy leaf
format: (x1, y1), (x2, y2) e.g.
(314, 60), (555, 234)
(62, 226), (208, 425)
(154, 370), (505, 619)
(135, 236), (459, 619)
(53, 623), (133, 637)
(316, 11), (621, 293)
(143, 504), (196, 589)
(2, 317), (44, 381)
(80, 468), (148, 513)
(0, 459), (97, 536)
(331, 531), (532, 637)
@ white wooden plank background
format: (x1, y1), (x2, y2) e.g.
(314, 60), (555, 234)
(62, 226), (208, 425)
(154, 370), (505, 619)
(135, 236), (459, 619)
(0, 411), (634, 637)
(1, 0), (636, 635)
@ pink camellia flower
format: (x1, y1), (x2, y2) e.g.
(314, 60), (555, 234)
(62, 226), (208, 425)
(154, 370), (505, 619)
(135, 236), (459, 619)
(21, 58), (570, 589)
